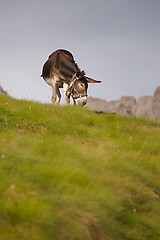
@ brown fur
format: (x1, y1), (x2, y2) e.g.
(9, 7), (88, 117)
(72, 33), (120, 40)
(41, 49), (101, 105)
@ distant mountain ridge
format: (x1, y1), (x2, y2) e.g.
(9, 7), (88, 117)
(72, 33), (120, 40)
(86, 87), (160, 120)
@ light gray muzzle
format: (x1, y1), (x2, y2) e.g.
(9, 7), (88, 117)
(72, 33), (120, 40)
(74, 96), (88, 106)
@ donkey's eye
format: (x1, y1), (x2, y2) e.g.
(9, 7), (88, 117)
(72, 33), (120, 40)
(80, 83), (84, 87)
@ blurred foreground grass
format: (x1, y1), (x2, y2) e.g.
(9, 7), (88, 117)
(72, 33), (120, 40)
(0, 94), (160, 240)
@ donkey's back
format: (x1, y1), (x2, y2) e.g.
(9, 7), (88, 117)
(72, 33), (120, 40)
(42, 49), (78, 84)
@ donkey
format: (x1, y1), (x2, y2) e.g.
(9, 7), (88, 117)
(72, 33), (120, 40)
(41, 49), (101, 105)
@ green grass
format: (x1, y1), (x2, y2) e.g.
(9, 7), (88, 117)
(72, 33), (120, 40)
(0, 94), (160, 240)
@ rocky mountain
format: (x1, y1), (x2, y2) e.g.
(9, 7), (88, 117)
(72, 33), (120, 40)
(0, 85), (7, 95)
(86, 87), (160, 120)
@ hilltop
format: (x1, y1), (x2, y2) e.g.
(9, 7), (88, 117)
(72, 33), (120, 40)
(0, 94), (160, 240)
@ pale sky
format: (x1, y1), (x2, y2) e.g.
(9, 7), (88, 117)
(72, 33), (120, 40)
(0, 0), (160, 103)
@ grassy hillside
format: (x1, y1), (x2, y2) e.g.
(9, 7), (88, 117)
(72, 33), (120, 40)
(0, 94), (160, 240)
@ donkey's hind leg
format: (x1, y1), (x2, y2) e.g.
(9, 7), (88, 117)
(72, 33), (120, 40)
(51, 82), (61, 105)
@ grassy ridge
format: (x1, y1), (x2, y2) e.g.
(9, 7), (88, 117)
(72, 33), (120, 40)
(0, 94), (160, 240)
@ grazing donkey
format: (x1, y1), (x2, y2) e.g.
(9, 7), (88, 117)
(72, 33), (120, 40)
(41, 49), (101, 105)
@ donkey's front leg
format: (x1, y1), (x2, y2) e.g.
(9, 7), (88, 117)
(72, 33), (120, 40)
(63, 82), (70, 105)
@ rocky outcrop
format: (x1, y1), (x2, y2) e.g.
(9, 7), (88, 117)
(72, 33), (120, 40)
(86, 87), (160, 120)
(154, 87), (160, 98)
(135, 96), (155, 119)
(86, 97), (109, 113)
(0, 85), (7, 95)
(107, 96), (137, 116)
(136, 88), (160, 120)
(87, 96), (137, 116)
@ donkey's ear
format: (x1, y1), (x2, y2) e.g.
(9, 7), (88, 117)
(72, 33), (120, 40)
(76, 70), (85, 78)
(86, 77), (101, 83)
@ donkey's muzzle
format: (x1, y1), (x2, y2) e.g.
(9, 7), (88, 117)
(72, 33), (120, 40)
(74, 96), (88, 106)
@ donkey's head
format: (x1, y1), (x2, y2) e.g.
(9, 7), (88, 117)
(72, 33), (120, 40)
(66, 70), (101, 106)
